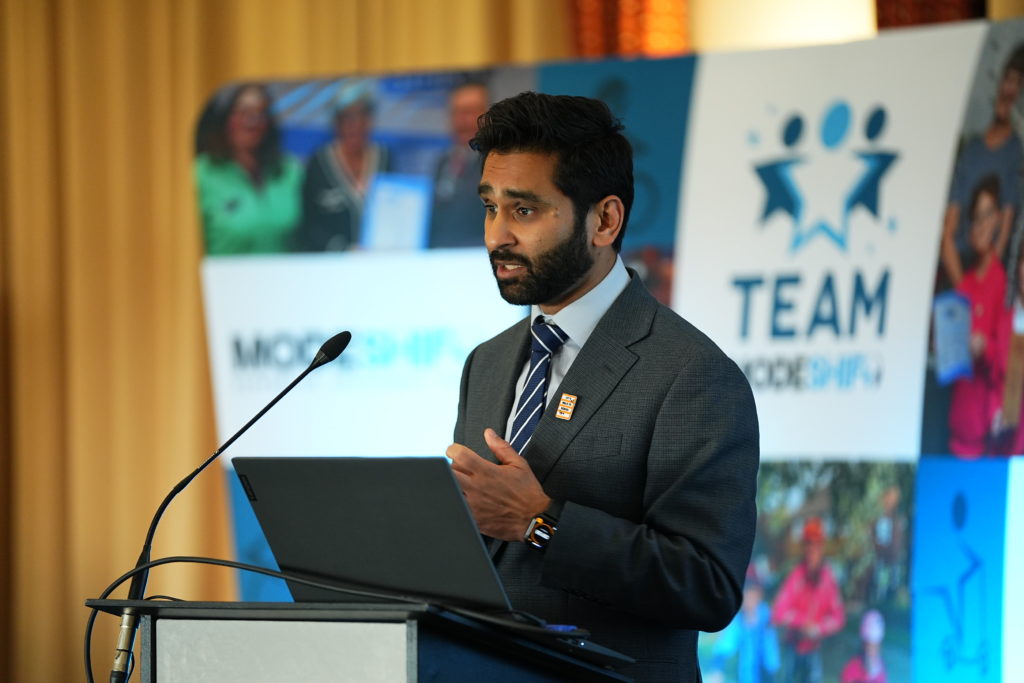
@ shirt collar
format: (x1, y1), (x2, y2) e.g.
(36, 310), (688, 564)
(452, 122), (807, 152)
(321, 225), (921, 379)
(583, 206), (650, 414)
(532, 256), (630, 349)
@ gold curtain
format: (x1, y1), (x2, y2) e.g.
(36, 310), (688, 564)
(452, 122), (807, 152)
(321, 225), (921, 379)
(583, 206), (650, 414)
(0, 1), (573, 680)
(571, 0), (688, 57)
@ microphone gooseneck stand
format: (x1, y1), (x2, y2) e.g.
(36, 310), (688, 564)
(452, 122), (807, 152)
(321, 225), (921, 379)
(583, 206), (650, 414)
(108, 331), (352, 683)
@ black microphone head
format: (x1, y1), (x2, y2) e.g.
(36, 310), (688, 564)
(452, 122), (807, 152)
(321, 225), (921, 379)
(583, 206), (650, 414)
(311, 331), (352, 368)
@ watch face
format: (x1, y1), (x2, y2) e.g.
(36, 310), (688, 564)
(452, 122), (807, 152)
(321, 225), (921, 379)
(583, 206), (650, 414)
(527, 517), (556, 549)
(532, 523), (553, 544)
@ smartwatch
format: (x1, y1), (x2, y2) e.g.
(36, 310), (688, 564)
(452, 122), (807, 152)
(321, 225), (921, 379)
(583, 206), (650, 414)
(524, 512), (559, 551)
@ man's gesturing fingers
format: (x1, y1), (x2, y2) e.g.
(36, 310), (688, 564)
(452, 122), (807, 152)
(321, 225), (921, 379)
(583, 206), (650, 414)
(483, 428), (528, 467)
(446, 443), (483, 474)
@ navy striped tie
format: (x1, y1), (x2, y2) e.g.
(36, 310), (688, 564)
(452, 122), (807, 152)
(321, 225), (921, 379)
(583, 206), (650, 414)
(508, 317), (568, 453)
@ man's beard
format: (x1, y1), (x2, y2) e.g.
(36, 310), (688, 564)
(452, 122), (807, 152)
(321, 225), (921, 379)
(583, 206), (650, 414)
(489, 217), (594, 306)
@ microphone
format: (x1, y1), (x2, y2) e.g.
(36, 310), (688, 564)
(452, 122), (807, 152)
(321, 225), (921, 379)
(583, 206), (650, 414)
(310, 330), (351, 369)
(108, 331), (352, 682)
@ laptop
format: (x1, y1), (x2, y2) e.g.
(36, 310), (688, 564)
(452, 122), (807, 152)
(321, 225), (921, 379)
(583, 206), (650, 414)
(232, 456), (512, 612)
(232, 455), (635, 672)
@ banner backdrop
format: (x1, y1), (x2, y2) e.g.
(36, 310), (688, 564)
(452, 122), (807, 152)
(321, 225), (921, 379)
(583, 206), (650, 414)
(539, 57), (696, 251)
(195, 18), (1024, 680)
(202, 250), (522, 458)
(673, 22), (987, 460)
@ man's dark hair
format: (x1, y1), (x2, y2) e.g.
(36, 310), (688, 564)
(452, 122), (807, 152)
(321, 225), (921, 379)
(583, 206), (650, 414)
(470, 92), (634, 251)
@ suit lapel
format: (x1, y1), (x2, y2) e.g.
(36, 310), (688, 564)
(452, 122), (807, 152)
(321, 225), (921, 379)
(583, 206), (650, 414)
(524, 275), (657, 482)
(475, 321), (530, 559)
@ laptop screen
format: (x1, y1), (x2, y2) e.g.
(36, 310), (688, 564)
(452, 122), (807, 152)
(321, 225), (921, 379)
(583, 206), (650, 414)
(232, 456), (512, 613)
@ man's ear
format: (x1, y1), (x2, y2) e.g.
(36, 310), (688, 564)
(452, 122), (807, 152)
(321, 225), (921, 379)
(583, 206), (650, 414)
(591, 195), (624, 248)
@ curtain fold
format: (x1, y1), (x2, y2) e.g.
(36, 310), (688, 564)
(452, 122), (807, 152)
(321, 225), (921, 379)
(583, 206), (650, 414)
(0, 1), (573, 680)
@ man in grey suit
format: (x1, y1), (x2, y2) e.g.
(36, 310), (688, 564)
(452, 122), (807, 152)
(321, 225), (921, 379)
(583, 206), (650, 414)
(446, 92), (759, 682)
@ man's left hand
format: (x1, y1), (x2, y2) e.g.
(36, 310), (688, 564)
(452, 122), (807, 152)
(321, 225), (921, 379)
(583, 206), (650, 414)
(447, 428), (551, 541)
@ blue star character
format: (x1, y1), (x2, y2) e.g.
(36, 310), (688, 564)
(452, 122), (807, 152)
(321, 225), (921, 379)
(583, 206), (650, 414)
(845, 106), (899, 230)
(845, 151), (898, 217)
(752, 103), (899, 254)
(754, 113), (805, 224)
(755, 159), (804, 223)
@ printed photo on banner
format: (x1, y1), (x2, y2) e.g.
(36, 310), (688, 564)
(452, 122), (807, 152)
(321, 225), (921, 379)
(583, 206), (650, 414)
(539, 57), (696, 304)
(912, 457), (1015, 682)
(699, 461), (914, 683)
(193, 68), (534, 256)
(922, 18), (1024, 458)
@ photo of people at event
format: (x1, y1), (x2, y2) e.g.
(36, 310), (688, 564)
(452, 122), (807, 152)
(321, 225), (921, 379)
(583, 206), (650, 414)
(700, 462), (913, 683)
(927, 29), (1024, 458)
(194, 72), (527, 257)
(192, 64), (686, 304)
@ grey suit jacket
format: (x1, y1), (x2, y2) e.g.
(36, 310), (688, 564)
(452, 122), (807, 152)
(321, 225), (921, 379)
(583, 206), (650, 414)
(453, 273), (759, 682)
